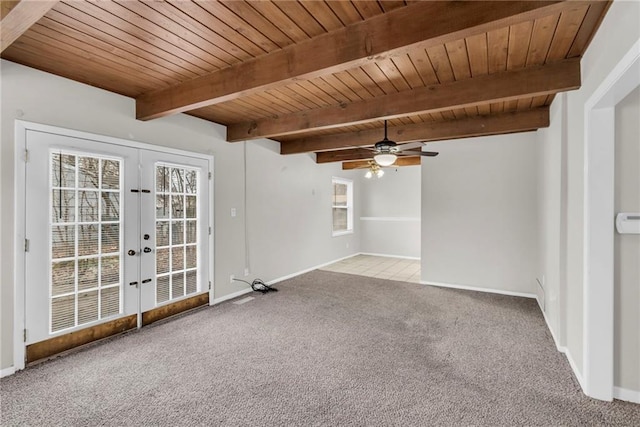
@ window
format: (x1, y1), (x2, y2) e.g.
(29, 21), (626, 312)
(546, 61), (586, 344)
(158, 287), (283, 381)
(332, 177), (353, 235)
(49, 152), (122, 332)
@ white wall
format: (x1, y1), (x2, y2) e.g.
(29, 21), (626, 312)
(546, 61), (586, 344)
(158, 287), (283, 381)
(421, 132), (539, 295)
(536, 93), (568, 347)
(244, 139), (360, 284)
(358, 165), (420, 258)
(0, 60), (360, 370)
(614, 86), (640, 393)
(558, 0), (640, 376)
(531, 0), (640, 395)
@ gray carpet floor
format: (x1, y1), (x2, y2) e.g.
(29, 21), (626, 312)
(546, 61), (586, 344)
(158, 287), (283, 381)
(1, 270), (639, 426)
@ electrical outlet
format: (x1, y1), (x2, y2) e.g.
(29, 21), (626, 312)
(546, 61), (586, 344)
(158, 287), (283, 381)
(229, 274), (235, 283)
(244, 268), (250, 277)
(231, 208), (237, 217)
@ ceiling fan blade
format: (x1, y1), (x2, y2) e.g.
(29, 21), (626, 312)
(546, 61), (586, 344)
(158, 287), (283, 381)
(396, 150), (438, 157)
(396, 141), (425, 151)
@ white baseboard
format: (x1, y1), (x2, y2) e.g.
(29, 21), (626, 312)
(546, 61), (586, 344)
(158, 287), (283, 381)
(536, 296), (565, 352)
(1, 366), (16, 378)
(614, 386), (640, 403)
(562, 347), (585, 392)
(212, 253), (360, 304)
(420, 280), (537, 299)
(533, 297), (587, 394)
(211, 287), (253, 305)
(268, 253), (360, 285)
(359, 252), (420, 260)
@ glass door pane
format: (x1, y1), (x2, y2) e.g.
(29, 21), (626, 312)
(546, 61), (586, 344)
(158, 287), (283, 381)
(138, 151), (210, 314)
(155, 164), (200, 304)
(49, 153), (123, 332)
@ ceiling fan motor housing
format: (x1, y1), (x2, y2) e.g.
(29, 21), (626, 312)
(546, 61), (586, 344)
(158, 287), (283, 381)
(374, 139), (399, 153)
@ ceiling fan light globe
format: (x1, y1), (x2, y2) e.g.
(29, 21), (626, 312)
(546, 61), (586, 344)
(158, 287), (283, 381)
(376, 169), (384, 178)
(365, 170), (373, 179)
(374, 153), (397, 167)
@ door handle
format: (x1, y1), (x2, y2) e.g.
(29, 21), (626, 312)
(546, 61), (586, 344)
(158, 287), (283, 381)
(129, 281), (138, 287)
(143, 247), (152, 253)
(127, 249), (136, 256)
(142, 278), (152, 284)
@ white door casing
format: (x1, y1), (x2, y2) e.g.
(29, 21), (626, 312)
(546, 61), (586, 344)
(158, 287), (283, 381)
(583, 39), (640, 401)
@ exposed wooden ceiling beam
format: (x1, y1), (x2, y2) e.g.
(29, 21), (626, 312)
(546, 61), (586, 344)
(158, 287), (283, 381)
(229, 58), (577, 142)
(1, 1), (20, 19)
(342, 157), (421, 170)
(1, 0), (58, 53)
(317, 148), (376, 164)
(136, 0), (570, 121)
(316, 108), (550, 164)
(282, 108), (550, 154)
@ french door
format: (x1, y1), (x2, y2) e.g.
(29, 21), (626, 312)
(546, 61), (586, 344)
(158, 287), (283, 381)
(24, 129), (211, 352)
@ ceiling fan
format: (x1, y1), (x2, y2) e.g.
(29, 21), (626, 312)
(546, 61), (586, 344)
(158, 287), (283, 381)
(367, 120), (439, 166)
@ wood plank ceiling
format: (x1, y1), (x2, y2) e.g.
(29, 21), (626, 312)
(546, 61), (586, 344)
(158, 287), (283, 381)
(1, 0), (611, 169)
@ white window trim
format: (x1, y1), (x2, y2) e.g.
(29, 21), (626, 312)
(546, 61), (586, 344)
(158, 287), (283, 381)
(332, 177), (353, 236)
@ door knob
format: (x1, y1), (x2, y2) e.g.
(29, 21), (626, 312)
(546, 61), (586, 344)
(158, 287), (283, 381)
(127, 249), (136, 256)
(143, 247), (152, 253)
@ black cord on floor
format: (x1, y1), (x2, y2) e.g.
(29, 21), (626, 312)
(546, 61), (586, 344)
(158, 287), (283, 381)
(233, 278), (278, 294)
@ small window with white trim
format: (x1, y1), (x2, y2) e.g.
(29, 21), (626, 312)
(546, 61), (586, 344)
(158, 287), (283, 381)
(332, 177), (353, 236)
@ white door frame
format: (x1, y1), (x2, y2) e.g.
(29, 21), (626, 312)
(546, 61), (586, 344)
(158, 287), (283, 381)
(583, 39), (639, 401)
(14, 120), (214, 372)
